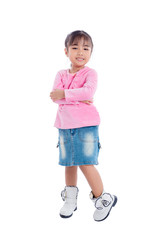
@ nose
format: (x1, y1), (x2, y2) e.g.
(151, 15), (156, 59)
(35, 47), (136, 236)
(77, 47), (83, 55)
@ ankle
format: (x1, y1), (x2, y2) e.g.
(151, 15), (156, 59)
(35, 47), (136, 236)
(91, 190), (103, 198)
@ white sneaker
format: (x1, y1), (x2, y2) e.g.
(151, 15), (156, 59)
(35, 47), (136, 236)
(60, 186), (79, 218)
(90, 191), (117, 222)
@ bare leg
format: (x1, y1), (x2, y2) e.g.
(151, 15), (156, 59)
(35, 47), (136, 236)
(79, 165), (103, 198)
(65, 166), (78, 186)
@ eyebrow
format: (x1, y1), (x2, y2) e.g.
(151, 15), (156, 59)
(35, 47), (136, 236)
(71, 43), (90, 47)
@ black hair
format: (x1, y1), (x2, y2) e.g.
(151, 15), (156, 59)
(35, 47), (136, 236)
(65, 30), (93, 52)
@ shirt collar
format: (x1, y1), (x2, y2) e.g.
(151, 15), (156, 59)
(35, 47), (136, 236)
(67, 66), (89, 76)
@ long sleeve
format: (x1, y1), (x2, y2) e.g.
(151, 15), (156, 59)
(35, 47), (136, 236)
(53, 67), (101, 129)
(52, 71), (79, 105)
(64, 69), (97, 102)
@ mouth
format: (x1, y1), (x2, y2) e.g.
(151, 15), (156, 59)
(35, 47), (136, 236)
(76, 58), (84, 62)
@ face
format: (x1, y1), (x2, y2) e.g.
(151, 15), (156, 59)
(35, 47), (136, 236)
(65, 37), (92, 71)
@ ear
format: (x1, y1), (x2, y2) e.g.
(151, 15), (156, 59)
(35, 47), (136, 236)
(64, 48), (68, 57)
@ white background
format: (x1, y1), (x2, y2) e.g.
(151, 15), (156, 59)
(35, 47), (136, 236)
(0, 0), (160, 239)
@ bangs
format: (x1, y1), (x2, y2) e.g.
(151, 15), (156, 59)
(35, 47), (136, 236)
(69, 35), (92, 47)
(65, 30), (93, 51)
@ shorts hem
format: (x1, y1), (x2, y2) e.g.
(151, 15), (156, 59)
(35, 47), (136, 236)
(59, 162), (99, 167)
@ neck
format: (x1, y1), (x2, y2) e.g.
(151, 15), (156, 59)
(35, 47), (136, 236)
(69, 65), (86, 74)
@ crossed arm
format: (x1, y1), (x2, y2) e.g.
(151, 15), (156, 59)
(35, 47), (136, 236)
(50, 89), (93, 105)
(50, 70), (97, 105)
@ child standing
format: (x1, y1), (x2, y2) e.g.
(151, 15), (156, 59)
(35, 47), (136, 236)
(50, 30), (117, 222)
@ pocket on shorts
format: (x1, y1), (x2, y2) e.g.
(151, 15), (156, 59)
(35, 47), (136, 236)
(98, 141), (102, 150)
(58, 129), (69, 144)
(78, 126), (99, 143)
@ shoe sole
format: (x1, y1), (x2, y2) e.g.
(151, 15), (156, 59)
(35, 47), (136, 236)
(95, 195), (118, 222)
(60, 207), (77, 218)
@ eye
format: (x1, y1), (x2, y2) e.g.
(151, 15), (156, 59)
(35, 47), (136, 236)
(84, 48), (89, 51)
(72, 47), (78, 50)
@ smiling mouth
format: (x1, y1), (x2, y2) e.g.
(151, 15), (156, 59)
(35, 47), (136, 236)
(76, 58), (84, 61)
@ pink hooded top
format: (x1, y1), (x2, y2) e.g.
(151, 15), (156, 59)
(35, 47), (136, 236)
(52, 66), (101, 129)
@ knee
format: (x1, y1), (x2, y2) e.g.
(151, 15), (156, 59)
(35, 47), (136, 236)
(65, 166), (78, 172)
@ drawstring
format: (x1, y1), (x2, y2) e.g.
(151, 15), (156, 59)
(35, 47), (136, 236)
(98, 142), (102, 149)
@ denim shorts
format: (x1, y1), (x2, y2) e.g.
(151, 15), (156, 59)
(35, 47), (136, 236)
(56, 125), (101, 166)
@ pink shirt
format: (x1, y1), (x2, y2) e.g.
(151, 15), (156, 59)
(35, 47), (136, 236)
(52, 66), (101, 129)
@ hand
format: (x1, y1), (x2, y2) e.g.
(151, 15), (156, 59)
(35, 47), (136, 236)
(50, 89), (65, 102)
(80, 98), (93, 105)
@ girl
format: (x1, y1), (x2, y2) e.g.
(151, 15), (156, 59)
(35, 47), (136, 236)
(50, 30), (117, 222)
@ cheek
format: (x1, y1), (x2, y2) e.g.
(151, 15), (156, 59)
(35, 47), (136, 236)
(69, 52), (76, 59)
(68, 54), (74, 61)
(85, 53), (91, 60)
